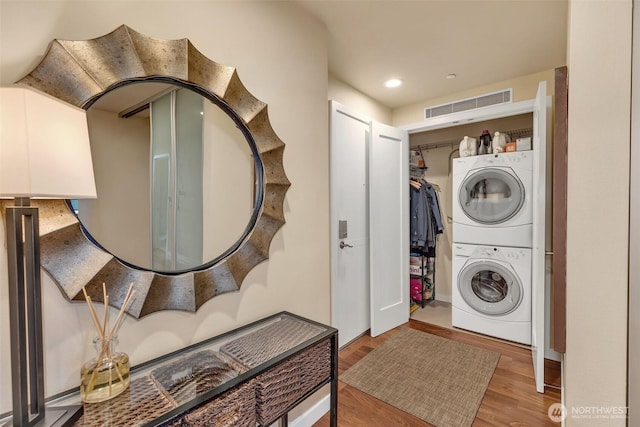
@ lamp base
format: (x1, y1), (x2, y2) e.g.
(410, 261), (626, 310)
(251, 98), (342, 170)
(35, 406), (83, 427)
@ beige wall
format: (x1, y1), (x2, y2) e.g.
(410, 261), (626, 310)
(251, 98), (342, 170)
(80, 109), (151, 268)
(565, 1), (631, 425)
(392, 69), (555, 127)
(0, 0), (330, 414)
(202, 99), (254, 262)
(328, 74), (392, 124)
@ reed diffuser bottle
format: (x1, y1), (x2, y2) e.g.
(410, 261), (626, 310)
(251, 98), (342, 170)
(80, 335), (130, 403)
(80, 284), (135, 403)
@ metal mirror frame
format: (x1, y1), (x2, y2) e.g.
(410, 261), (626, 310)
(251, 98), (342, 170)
(15, 25), (290, 318)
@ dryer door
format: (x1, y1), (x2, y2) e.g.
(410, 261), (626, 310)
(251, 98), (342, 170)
(458, 259), (523, 316)
(458, 167), (525, 224)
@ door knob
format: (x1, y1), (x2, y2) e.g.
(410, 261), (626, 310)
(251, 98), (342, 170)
(339, 241), (353, 249)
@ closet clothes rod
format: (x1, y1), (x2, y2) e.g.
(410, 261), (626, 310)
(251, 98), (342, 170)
(412, 141), (458, 152)
(411, 126), (534, 153)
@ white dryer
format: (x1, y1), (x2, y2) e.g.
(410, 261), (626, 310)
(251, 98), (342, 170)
(453, 151), (533, 247)
(452, 243), (531, 345)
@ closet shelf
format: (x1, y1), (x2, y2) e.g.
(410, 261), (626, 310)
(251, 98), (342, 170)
(411, 127), (533, 152)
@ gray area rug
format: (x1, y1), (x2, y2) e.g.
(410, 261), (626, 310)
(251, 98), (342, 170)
(340, 328), (500, 427)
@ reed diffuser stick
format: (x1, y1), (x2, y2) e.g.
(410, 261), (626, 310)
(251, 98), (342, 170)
(83, 291), (108, 393)
(82, 288), (104, 341)
(102, 283), (112, 395)
(106, 284), (134, 387)
(102, 283), (109, 341)
(108, 283), (134, 340)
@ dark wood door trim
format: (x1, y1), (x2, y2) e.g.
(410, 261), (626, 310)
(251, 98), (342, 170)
(552, 66), (568, 353)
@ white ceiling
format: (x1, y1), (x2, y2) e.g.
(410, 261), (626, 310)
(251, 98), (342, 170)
(292, 0), (568, 109)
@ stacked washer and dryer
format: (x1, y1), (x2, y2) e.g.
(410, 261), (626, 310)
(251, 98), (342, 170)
(451, 150), (534, 345)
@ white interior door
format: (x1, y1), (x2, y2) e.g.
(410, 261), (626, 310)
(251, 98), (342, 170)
(330, 102), (409, 346)
(330, 101), (371, 347)
(532, 81), (548, 393)
(369, 122), (409, 336)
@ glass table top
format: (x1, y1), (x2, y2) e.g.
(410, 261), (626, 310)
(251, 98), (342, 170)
(0, 312), (335, 427)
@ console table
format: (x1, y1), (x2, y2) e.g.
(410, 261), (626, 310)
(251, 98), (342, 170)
(0, 312), (338, 427)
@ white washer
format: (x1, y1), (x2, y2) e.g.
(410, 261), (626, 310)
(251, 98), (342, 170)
(452, 243), (531, 345)
(453, 151), (533, 247)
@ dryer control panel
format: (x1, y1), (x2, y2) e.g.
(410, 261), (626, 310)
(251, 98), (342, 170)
(453, 150), (532, 169)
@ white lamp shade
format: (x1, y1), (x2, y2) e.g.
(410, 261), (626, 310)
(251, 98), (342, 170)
(0, 87), (97, 199)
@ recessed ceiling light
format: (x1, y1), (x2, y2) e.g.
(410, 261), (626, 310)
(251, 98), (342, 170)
(446, 73), (457, 80)
(384, 79), (403, 88)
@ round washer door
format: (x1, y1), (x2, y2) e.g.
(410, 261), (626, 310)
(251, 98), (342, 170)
(458, 167), (525, 224)
(457, 260), (523, 316)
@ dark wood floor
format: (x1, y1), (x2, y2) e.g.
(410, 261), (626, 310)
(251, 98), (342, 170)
(314, 320), (562, 426)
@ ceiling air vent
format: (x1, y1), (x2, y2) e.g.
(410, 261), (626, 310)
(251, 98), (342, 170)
(424, 89), (512, 119)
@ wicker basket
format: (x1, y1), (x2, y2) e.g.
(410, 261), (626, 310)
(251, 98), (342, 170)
(76, 351), (250, 426)
(254, 339), (331, 426)
(150, 350), (239, 406)
(219, 316), (324, 369)
(74, 376), (176, 426)
(166, 379), (256, 427)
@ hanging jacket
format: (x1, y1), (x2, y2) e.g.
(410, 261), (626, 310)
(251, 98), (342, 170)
(423, 181), (444, 235)
(410, 184), (429, 248)
(410, 180), (445, 250)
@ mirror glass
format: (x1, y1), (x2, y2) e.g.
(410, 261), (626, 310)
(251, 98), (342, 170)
(75, 81), (257, 273)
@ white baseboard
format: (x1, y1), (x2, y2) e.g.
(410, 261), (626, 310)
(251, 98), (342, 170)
(289, 394), (330, 427)
(435, 294), (452, 303)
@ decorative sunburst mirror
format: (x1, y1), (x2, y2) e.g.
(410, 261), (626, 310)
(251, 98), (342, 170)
(14, 25), (290, 318)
